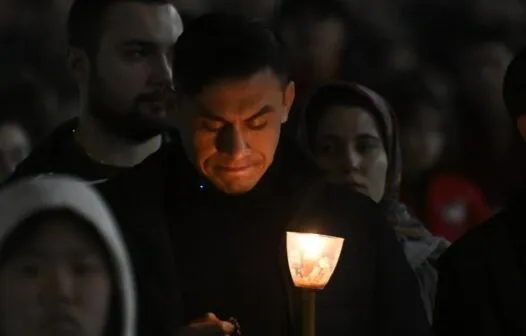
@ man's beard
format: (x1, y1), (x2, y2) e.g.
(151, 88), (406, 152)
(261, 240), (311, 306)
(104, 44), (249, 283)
(88, 81), (168, 143)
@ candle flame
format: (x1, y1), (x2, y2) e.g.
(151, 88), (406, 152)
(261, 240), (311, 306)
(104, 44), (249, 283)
(286, 231), (344, 290)
(298, 233), (324, 260)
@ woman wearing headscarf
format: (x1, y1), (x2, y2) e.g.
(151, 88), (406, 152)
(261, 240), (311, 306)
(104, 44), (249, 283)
(301, 82), (450, 322)
(0, 175), (136, 336)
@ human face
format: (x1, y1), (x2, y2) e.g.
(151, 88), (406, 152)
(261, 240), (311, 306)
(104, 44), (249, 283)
(177, 69), (295, 194)
(86, 2), (182, 142)
(314, 105), (388, 203)
(0, 217), (112, 336)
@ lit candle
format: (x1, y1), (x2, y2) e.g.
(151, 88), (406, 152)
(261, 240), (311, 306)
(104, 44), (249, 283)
(286, 231), (345, 336)
(286, 232), (344, 290)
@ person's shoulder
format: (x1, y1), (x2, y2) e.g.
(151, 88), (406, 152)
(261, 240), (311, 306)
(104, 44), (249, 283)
(438, 210), (510, 269)
(289, 179), (386, 236)
(9, 119), (79, 182)
(99, 148), (168, 192)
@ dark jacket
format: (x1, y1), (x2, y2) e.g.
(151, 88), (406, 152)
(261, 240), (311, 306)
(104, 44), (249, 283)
(8, 118), (174, 184)
(8, 118), (122, 184)
(434, 188), (526, 335)
(98, 137), (431, 336)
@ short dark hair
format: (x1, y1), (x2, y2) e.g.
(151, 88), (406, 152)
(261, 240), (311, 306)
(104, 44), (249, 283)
(172, 13), (289, 95)
(67, 0), (170, 56)
(503, 47), (526, 121)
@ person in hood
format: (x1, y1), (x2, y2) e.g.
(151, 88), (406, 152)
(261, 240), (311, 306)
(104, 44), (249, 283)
(8, 0), (183, 185)
(302, 82), (450, 322)
(99, 13), (431, 335)
(0, 175), (135, 336)
(433, 46), (526, 335)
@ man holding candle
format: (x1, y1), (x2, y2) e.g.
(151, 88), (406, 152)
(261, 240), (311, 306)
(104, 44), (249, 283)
(99, 13), (431, 336)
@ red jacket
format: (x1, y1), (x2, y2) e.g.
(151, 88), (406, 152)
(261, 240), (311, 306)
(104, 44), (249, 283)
(404, 173), (491, 242)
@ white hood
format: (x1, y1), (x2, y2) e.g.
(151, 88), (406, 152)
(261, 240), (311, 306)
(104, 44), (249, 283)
(0, 175), (136, 336)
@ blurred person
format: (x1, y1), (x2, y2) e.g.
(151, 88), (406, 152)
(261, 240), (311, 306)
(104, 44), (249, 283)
(100, 13), (431, 335)
(277, 0), (349, 98)
(276, 0), (417, 140)
(277, 0), (416, 100)
(302, 82), (449, 322)
(463, 0), (526, 47)
(0, 73), (63, 183)
(9, 0), (183, 185)
(434, 47), (526, 335)
(0, 123), (31, 183)
(390, 73), (491, 242)
(454, 40), (515, 204)
(0, 176), (136, 336)
(456, 41), (514, 154)
(0, 0), (77, 63)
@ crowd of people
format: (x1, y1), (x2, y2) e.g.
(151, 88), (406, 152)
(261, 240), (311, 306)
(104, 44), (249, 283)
(0, 0), (525, 335)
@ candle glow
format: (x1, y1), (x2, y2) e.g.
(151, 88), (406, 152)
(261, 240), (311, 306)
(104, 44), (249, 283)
(286, 232), (344, 290)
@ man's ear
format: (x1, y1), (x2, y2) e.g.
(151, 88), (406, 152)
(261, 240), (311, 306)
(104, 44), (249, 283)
(517, 115), (526, 141)
(68, 46), (91, 85)
(281, 80), (296, 124)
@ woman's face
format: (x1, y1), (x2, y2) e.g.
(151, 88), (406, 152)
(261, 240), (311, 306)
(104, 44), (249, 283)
(314, 105), (388, 202)
(0, 217), (112, 336)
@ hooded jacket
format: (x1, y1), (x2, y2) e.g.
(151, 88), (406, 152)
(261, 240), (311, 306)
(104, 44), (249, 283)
(0, 175), (136, 336)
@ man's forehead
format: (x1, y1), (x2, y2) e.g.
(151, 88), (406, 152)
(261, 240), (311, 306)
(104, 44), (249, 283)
(102, 2), (182, 44)
(199, 70), (283, 102)
(192, 89), (281, 120)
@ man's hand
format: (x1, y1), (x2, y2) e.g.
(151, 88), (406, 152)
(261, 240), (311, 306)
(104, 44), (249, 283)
(178, 313), (235, 336)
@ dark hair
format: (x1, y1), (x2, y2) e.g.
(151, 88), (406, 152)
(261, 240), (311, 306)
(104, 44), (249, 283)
(173, 13), (289, 95)
(503, 47), (526, 121)
(67, 0), (170, 57)
(0, 208), (122, 336)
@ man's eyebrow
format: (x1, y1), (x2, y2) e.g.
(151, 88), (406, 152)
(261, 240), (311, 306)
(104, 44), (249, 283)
(246, 105), (275, 122)
(121, 40), (157, 48)
(198, 107), (227, 122)
(196, 105), (275, 122)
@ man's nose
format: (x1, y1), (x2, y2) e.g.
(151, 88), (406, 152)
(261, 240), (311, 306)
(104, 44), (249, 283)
(150, 54), (173, 88)
(217, 125), (248, 159)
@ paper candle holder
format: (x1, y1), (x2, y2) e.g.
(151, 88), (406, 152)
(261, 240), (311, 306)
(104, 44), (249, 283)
(286, 232), (344, 290)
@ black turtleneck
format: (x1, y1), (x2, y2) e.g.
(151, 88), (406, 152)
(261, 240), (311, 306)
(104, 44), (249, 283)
(165, 148), (298, 335)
